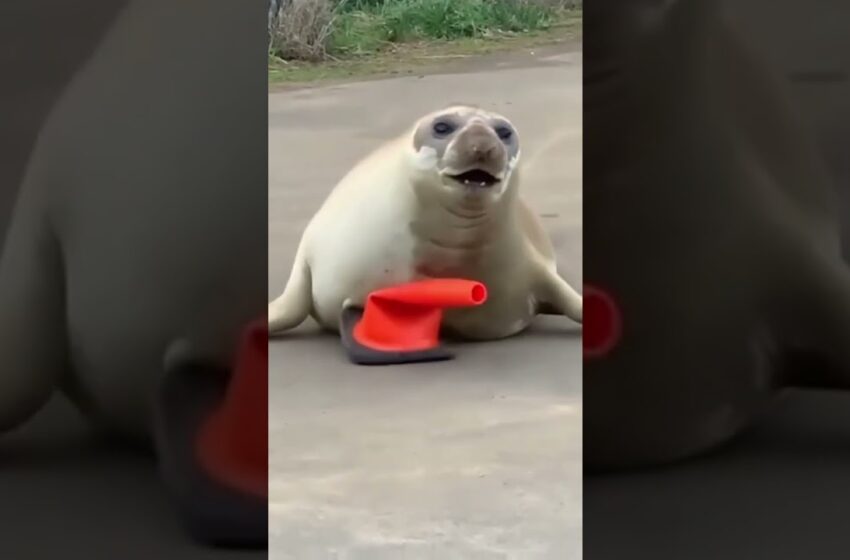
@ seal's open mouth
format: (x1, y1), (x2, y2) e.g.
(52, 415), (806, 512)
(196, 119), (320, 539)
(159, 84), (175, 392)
(447, 169), (500, 188)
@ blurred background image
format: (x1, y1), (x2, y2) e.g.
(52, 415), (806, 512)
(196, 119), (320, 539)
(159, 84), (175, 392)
(1, 1), (268, 555)
(583, 1), (850, 559)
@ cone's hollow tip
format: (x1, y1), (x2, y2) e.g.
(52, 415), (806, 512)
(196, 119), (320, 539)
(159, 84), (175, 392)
(470, 283), (487, 304)
(583, 284), (621, 358)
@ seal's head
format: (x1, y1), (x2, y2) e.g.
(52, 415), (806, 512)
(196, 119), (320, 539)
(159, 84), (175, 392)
(408, 105), (521, 202)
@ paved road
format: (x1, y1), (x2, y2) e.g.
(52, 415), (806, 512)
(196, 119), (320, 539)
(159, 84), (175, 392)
(268, 45), (583, 559)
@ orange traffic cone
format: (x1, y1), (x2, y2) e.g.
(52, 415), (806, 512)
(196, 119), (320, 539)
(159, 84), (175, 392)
(583, 284), (622, 359)
(196, 319), (268, 498)
(352, 278), (488, 353)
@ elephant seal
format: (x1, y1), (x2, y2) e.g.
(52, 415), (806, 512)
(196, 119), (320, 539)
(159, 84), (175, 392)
(584, 0), (850, 471)
(268, 105), (583, 341)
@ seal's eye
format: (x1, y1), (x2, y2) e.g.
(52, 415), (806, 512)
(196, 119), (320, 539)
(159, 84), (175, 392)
(432, 121), (455, 136)
(495, 125), (513, 141)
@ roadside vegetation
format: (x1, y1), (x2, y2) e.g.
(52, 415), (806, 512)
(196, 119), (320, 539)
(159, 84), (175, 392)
(268, 0), (581, 84)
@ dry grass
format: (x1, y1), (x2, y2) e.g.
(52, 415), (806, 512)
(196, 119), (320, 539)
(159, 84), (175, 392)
(269, 0), (344, 62)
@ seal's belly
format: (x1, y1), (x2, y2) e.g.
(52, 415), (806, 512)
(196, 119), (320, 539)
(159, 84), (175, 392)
(308, 215), (419, 330)
(306, 199), (535, 339)
(309, 239), (536, 337)
(442, 284), (538, 340)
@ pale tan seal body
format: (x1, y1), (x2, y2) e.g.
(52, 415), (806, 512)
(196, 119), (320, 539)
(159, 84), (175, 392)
(268, 105), (582, 340)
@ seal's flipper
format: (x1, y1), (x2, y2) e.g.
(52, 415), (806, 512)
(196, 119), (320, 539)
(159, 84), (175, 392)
(268, 246), (312, 335)
(340, 306), (454, 365)
(535, 265), (583, 324)
(0, 162), (66, 432)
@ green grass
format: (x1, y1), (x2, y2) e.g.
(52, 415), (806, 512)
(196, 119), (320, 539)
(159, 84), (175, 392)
(329, 0), (559, 56)
(268, 1), (581, 85)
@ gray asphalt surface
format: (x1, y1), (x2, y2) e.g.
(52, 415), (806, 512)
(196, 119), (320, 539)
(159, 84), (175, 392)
(268, 45), (583, 559)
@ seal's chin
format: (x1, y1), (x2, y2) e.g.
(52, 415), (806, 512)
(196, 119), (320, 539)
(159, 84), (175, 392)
(444, 168), (502, 189)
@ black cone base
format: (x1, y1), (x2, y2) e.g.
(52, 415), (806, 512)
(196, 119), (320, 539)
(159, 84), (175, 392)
(339, 306), (454, 365)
